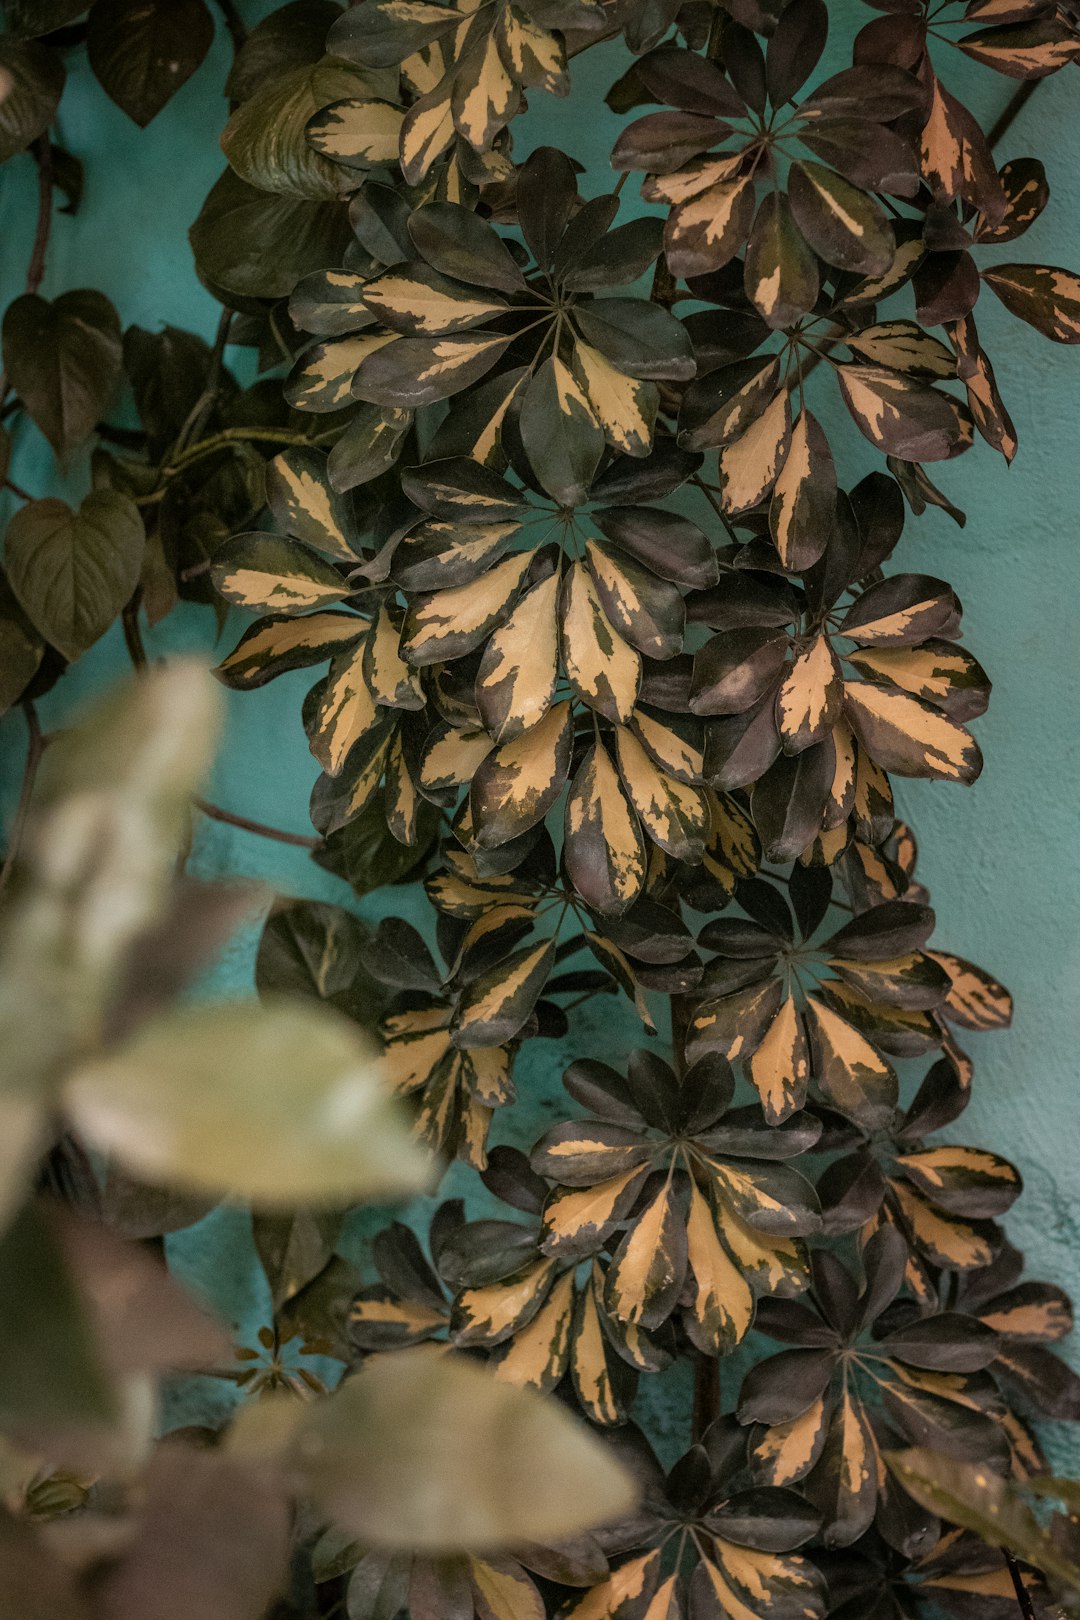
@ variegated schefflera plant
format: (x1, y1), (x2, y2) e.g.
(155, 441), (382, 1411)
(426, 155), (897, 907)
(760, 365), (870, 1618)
(181, 0), (1080, 1615)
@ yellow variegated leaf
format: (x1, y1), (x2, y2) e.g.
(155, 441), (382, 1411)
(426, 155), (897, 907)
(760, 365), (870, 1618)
(306, 98), (405, 168)
(426, 849), (537, 918)
(310, 639), (381, 775)
(844, 681), (982, 783)
(452, 937), (557, 1046)
(453, 28), (516, 151)
(614, 725), (708, 863)
(364, 600), (425, 708)
(476, 570), (560, 740)
(287, 332), (396, 412)
(402, 32), (452, 98)
(978, 1290), (1071, 1343)
(825, 722), (856, 827)
(804, 997), (896, 1127)
(769, 410), (834, 572)
(695, 1558), (762, 1620)
(542, 1169), (649, 1259)
(492, 1270), (574, 1393)
(349, 1292), (447, 1344)
(644, 155), (744, 207)
(470, 1555), (546, 1620)
(411, 1048), (460, 1155)
(719, 389), (792, 515)
(459, 1089), (493, 1169)
(852, 744), (892, 840)
(604, 1181), (684, 1330)
(685, 1181), (754, 1355)
(891, 1181), (995, 1270)
(571, 1271), (622, 1426)
(661, 172), (755, 278)
(776, 635), (842, 754)
(846, 320), (955, 377)
(394, 519), (521, 591)
(383, 731), (422, 844)
(400, 85), (456, 183)
(714, 1200), (808, 1296)
(573, 340), (657, 457)
(214, 612), (362, 690)
(749, 994), (809, 1126)
(495, 4), (566, 93)
(707, 790), (759, 878)
(816, 1388), (878, 1543)
(460, 1043), (515, 1107)
(453, 1257), (556, 1346)
(689, 980), (783, 1067)
(363, 263), (509, 334)
(469, 368), (528, 466)
(836, 362), (972, 462)
(402, 551), (531, 665)
(895, 1144), (1019, 1216)
(382, 1007), (452, 1095)
(751, 1396), (828, 1486)
(585, 541), (682, 662)
(632, 709), (703, 783)
(212, 536), (347, 616)
(470, 700), (573, 847)
(927, 951), (1012, 1029)
(712, 1539), (822, 1617)
(565, 1552), (661, 1620)
(846, 644), (985, 712)
(419, 723), (494, 793)
(265, 448), (358, 561)
(561, 561), (641, 723)
(565, 742), (647, 917)
(643, 1575), (680, 1620)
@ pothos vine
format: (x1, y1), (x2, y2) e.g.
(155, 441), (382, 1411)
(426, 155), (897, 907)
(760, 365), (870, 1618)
(2, 1), (1080, 1617)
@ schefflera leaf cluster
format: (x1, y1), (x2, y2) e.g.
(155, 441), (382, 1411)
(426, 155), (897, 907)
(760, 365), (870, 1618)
(4, 0), (1079, 1615)
(194, 4), (1080, 1611)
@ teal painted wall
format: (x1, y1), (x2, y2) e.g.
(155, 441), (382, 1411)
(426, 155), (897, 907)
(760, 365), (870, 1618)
(2, 1), (1078, 1465)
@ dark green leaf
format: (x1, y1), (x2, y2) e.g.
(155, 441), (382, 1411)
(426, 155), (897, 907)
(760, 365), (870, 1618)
(2, 289), (122, 459)
(86, 0), (214, 128)
(4, 491), (144, 662)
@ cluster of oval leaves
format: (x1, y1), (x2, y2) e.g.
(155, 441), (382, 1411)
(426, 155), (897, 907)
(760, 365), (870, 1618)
(3, 0), (1080, 1617)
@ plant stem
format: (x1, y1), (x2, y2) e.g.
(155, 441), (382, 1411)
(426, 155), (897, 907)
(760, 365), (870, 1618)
(25, 138), (54, 297)
(988, 81), (1039, 151)
(193, 798), (321, 851)
(215, 0), (247, 54)
(0, 139), (54, 406)
(163, 426), (333, 474)
(121, 588), (148, 670)
(1002, 1549), (1038, 1620)
(173, 307), (233, 456)
(0, 701), (46, 899)
(692, 1351), (721, 1441)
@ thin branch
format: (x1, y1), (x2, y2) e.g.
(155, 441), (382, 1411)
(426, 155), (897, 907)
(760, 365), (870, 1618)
(692, 1352), (721, 1443)
(121, 588), (148, 670)
(194, 798), (322, 851)
(25, 137), (54, 296)
(1002, 1549), (1039, 1620)
(214, 0), (247, 56)
(988, 80), (1039, 151)
(163, 425), (333, 475)
(173, 307), (233, 456)
(0, 701), (46, 899)
(0, 139), (55, 405)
